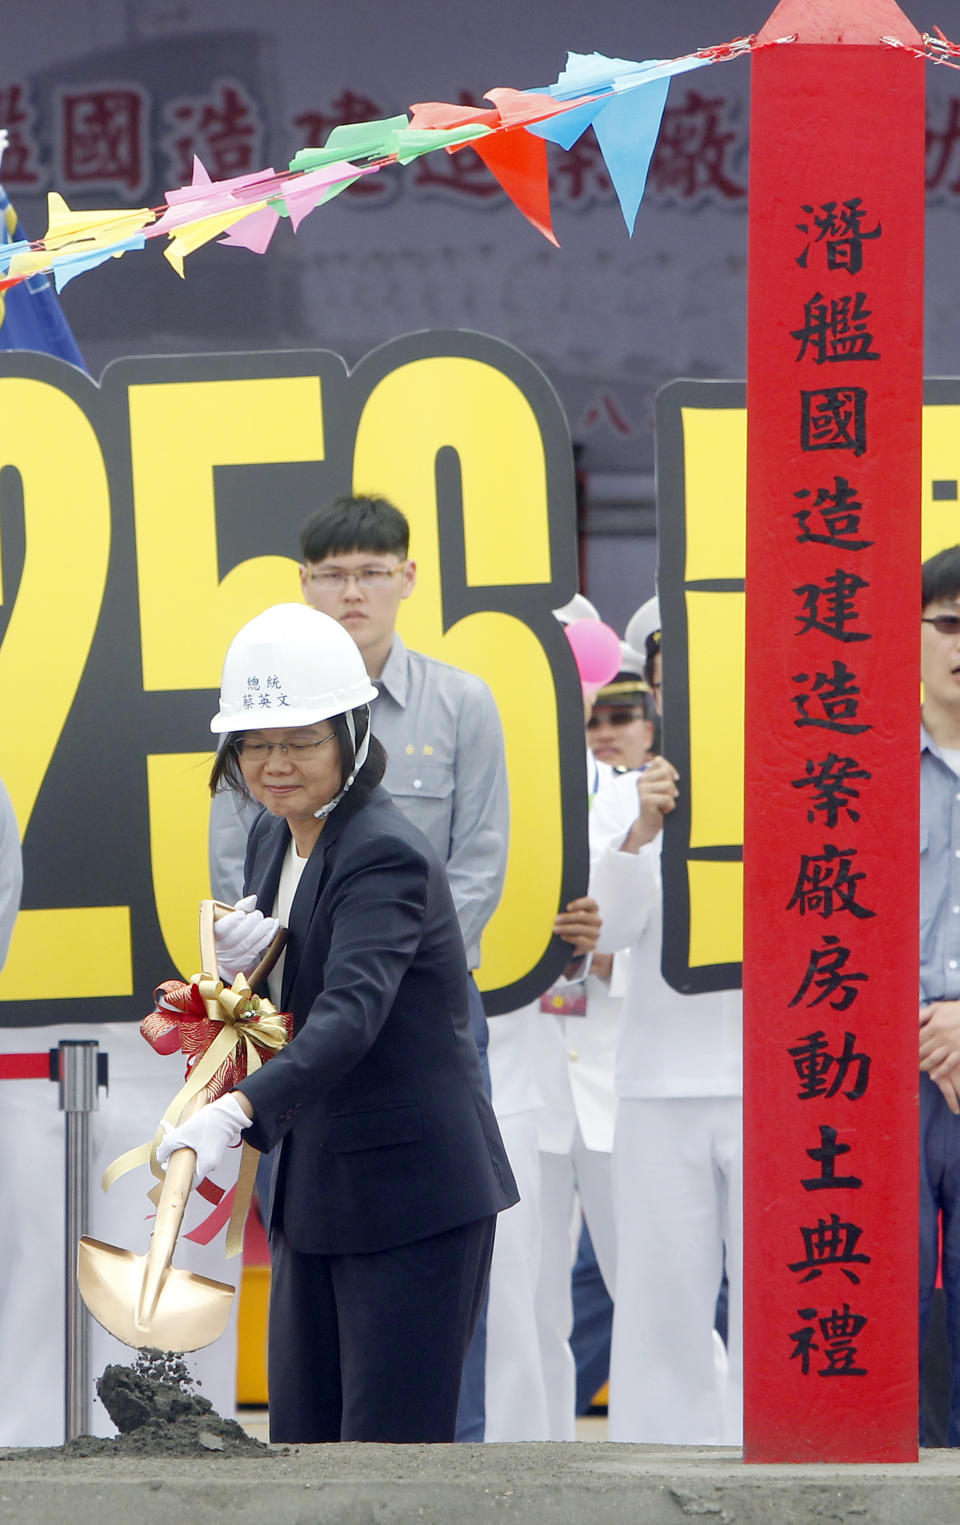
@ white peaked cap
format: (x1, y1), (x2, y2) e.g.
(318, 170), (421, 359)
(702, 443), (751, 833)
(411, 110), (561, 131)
(617, 641), (646, 678)
(625, 595), (661, 658)
(553, 592), (600, 624)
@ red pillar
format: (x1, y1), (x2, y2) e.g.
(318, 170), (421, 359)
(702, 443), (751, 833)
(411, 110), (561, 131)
(743, 0), (925, 1462)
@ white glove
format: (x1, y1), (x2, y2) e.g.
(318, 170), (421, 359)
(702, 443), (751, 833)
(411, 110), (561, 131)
(156, 1094), (251, 1187)
(214, 895), (280, 982)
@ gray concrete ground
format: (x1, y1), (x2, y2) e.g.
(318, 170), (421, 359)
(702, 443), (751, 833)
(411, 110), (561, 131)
(1, 1441), (959, 1525)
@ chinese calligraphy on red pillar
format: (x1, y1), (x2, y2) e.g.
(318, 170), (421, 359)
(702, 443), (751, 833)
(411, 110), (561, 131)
(744, 0), (925, 1463)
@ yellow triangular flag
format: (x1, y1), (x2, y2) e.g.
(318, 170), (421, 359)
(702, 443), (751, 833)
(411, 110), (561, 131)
(7, 250), (53, 278)
(44, 192), (153, 252)
(163, 203), (264, 276)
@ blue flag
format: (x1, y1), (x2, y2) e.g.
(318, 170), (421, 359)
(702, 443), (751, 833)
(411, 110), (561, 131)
(0, 185), (86, 370)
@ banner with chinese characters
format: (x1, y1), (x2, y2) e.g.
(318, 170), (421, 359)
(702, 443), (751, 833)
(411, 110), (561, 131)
(742, 8), (924, 1464)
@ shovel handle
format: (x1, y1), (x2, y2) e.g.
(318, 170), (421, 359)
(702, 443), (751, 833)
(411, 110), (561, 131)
(135, 901), (248, 1336)
(136, 1088), (208, 1333)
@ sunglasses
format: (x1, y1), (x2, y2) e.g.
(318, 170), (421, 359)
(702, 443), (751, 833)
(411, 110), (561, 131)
(587, 707), (647, 729)
(922, 614), (960, 635)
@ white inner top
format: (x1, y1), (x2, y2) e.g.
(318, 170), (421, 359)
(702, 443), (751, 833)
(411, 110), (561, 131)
(267, 836), (310, 1008)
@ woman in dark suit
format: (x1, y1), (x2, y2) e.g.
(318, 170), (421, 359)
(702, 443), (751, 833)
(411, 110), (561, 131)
(157, 603), (517, 1443)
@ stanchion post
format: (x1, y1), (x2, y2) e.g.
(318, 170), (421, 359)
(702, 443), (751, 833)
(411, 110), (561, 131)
(57, 1039), (101, 1444)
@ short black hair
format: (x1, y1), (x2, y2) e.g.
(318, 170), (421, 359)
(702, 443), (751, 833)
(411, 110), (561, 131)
(209, 706), (386, 803)
(922, 545), (960, 609)
(643, 629), (662, 689)
(300, 495), (409, 564)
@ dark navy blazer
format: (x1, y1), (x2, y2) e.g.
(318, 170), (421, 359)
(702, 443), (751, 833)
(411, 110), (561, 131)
(236, 784), (517, 1256)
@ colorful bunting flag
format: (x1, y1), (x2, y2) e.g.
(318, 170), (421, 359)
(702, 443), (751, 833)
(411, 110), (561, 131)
(0, 183), (86, 368)
(592, 80), (670, 235)
(0, 31), (863, 290)
(472, 127), (558, 246)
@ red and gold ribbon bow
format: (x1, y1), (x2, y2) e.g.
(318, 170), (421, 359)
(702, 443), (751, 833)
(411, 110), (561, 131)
(102, 972), (292, 1258)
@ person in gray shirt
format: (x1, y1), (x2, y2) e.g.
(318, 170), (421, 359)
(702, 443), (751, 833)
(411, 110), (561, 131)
(0, 776), (21, 968)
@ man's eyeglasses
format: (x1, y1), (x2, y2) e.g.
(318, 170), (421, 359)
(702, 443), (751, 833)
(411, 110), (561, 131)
(234, 734), (337, 760)
(305, 565), (405, 590)
(587, 707), (648, 729)
(922, 614), (960, 636)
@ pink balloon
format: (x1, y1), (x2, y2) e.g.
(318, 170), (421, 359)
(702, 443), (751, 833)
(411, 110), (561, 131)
(564, 618), (622, 687)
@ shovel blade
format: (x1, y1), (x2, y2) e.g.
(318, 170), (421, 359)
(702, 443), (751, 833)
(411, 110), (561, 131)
(78, 1236), (235, 1353)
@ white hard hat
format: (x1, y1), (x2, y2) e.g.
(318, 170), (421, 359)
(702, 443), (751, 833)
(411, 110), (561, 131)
(625, 596), (661, 659)
(553, 592), (600, 624)
(211, 604), (378, 734)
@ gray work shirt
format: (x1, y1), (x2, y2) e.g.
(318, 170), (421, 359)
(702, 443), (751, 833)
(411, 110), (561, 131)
(0, 777), (21, 969)
(209, 635), (509, 969)
(920, 723), (960, 1004)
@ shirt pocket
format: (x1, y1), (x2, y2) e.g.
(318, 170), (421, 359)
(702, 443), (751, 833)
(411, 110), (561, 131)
(387, 758), (455, 857)
(325, 1102), (423, 1154)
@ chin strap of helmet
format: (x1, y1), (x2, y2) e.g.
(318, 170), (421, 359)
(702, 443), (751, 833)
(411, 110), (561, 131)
(313, 705), (371, 820)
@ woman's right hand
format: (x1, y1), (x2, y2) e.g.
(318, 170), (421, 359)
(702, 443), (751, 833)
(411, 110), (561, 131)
(214, 895), (281, 982)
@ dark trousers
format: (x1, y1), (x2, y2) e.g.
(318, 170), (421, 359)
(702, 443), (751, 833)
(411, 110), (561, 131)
(267, 1214), (496, 1442)
(919, 1072), (960, 1446)
(571, 1220), (613, 1415)
(454, 975), (491, 1441)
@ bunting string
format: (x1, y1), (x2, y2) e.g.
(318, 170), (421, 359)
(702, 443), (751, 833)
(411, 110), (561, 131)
(0, 29), (948, 293)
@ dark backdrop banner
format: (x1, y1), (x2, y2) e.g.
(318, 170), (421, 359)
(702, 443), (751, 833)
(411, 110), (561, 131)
(0, 331), (587, 1025)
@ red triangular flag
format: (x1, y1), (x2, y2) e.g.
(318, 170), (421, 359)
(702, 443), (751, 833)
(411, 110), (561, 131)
(472, 127), (558, 245)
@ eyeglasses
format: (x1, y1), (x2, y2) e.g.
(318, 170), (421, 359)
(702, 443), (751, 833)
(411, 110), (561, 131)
(304, 565), (405, 590)
(234, 734), (337, 760)
(587, 707), (648, 729)
(922, 614), (960, 636)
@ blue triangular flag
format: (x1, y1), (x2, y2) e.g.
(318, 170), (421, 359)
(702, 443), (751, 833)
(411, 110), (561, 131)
(592, 80), (670, 236)
(51, 235), (146, 293)
(525, 97), (609, 152)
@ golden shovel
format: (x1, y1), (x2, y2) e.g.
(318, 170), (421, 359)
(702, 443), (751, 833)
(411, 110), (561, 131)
(77, 900), (284, 1353)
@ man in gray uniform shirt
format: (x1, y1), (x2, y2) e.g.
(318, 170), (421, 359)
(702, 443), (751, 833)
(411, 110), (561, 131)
(0, 776), (22, 966)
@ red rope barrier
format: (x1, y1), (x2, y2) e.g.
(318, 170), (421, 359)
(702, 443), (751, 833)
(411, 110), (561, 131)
(0, 1053), (51, 1080)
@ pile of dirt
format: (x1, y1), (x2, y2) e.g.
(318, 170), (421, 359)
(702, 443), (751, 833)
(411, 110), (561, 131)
(63, 1349), (269, 1457)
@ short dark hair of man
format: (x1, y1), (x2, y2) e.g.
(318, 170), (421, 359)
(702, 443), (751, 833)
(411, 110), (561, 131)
(922, 545), (960, 610)
(300, 495), (409, 564)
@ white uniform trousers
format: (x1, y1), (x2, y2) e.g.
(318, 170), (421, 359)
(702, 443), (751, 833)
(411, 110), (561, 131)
(608, 1095), (742, 1445)
(536, 1126), (616, 1440)
(482, 1110), (550, 1440)
(0, 1024), (240, 1446)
